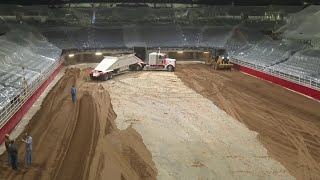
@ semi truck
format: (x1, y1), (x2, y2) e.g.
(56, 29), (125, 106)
(142, 52), (176, 72)
(89, 52), (176, 81)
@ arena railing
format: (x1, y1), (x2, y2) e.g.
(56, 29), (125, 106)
(0, 56), (64, 129)
(231, 58), (320, 91)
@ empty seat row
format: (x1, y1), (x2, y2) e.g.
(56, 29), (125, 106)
(0, 26), (62, 113)
(271, 49), (320, 79)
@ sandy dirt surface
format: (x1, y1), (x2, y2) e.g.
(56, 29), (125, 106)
(0, 68), (157, 180)
(175, 64), (320, 180)
(104, 70), (294, 179)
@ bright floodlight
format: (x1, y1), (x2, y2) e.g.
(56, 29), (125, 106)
(68, 54), (74, 57)
(177, 51), (183, 54)
(95, 52), (102, 55)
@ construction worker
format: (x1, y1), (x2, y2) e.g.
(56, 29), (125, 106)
(22, 133), (32, 166)
(71, 85), (76, 103)
(8, 140), (18, 170)
(5, 134), (11, 165)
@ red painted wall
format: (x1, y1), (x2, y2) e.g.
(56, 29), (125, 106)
(233, 63), (320, 100)
(0, 64), (63, 144)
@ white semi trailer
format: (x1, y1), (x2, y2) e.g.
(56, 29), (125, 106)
(89, 52), (176, 81)
(89, 54), (143, 81)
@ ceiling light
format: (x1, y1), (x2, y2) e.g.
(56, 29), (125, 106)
(177, 51), (183, 54)
(204, 51), (209, 54)
(95, 52), (102, 55)
(68, 54), (74, 57)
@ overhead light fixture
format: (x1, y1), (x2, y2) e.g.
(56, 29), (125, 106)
(177, 51), (183, 54)
(68, 54), (74, 57)
(95, 52), (102, 55)
(204, 51), (209, 54)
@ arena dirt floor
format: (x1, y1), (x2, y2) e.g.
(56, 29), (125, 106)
(0, 68), (157, 180)
(104, 67), (293, 179)
(175, 64), (320, 180)
(0, 64), (319, 180)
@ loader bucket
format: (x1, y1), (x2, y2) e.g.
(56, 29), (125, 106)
(217, 64), (233, 70)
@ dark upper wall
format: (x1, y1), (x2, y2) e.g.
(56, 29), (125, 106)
(1, 0), (318, 6)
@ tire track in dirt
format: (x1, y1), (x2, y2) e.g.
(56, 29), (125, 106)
(175, 64), (320, 180)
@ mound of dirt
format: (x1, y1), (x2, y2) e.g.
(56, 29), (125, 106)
(0, 68), (157, 180)
(175, 64), (320, 180)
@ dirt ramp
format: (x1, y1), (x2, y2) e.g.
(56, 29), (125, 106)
(54, 93), (99, 180)
(0, 68), (157, 180)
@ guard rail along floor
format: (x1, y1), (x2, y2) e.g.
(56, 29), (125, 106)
(0, 56), (64, 131)
(231, 58), (320, 91)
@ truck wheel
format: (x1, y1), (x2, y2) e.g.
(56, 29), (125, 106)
(114, 69), (119, 74)
(136, 65), (143, 71)
(108, 72), (113, 79)
(102, 73), (109, 81)
(129, 65), (134, 71)
(167, 65), (174, 72)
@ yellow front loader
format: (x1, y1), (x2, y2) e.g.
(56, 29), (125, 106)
(212, 56), (233, 70)
(206, 53), (233, 70)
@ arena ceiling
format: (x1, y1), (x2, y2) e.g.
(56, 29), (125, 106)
(2, 0), (320, 6)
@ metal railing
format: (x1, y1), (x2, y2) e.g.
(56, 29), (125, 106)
(231, 58), (320, 91)
(0, 56), (64, 129)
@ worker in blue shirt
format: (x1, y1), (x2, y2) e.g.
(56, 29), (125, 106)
(22, 133), (32, 166)
(71, 85), (76, 103)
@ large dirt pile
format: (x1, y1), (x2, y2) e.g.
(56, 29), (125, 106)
(105, 70), (294, 179)
(0, 68), (157, 180)
(175, 64), (320, 180)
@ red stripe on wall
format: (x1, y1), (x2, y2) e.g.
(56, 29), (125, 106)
(0, 64), (63, 144)
(233, 63), (320, 100)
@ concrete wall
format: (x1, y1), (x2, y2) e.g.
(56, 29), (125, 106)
(168, 52), (209, 61)
(65, 50), (211, 64)
(146, 50), (209, 62)
(64, 53), (108, 65)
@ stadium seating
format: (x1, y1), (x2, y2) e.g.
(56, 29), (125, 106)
(40, 23), (320, 86)
(180, 27), (201, 47)
(0, 84), (19, 111)
(5, 29), (62, 60)
(271, 49), (320, 78)
(0, 27), (61, 114)
(198, 26), (233, 47)
(232, 40), (303, 67)
(95, 28), (125, 48)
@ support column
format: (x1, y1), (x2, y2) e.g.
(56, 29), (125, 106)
(193, 52), (197, 61)
(79, 54), (84, 63)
